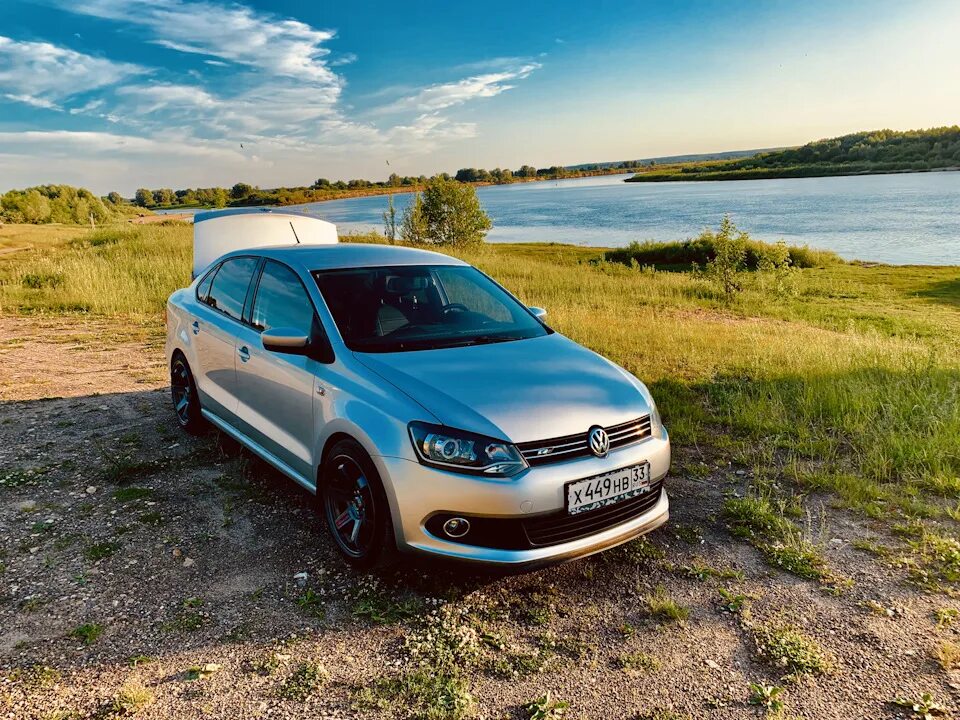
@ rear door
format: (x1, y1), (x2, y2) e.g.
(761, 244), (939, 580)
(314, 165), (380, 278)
(191, 255), (260, 421)
(233, 260), (325, 482)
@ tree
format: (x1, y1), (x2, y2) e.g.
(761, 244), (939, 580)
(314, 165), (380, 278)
(134, 188), (153, 207)
(230, 182), (253, 200)
(382, 194), (398, 244)
(211, 187), (229, 208)
(311, 178), (331, 189)
(704, 215), (748, 299)
(516, 165), (537, 178)
(402, 177), (491, 247)
(106, 191), (123, 205)
(399, 192), (428, 244)
(153, 188), (175, 206)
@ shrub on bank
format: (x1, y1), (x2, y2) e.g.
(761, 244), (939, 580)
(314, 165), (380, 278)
(605, 232), (842, 270)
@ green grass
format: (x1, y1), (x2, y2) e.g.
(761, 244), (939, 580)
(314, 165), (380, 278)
(277, 661), (328, 701)
(354, 670), (474, 720)
(69, 623), (103, 645)
(751, 624), (833, 680)
(644, 585), (689, 623)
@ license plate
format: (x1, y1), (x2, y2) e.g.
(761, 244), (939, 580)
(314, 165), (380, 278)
(565, 462), (651, 515)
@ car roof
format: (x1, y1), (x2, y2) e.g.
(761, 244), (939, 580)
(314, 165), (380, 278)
(241, 243), (469, 271)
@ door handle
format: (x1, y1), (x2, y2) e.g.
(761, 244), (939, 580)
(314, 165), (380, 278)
(191, 321), (200, 335)
(237, 346), (250, 362)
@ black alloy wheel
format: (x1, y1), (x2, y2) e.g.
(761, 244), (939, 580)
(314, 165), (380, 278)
(170, 354), (205, 434)
(322, 439), (392, 568)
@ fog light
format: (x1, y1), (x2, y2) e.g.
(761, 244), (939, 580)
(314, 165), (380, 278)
(443, 517), (471, 538)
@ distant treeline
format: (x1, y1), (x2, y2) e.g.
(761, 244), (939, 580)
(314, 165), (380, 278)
(626, 127), (960, 182)
(0, 185), (141, 225)
(131, 162), (645, 210)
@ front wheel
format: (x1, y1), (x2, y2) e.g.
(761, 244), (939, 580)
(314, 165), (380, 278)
(321, 439), (394, 568)
(170, 354), (206, 434)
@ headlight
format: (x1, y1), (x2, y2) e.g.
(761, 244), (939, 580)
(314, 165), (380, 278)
(648, 397), (664, 439)
(408, 422), (527, 477)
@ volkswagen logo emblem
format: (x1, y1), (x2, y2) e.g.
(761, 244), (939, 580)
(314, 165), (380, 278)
(588, 426), (609, 458)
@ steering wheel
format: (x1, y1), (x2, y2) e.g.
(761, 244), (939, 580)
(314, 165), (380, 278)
(441, 303), (469, 315)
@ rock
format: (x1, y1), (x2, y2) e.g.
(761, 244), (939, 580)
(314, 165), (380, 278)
(293, 572), (308, 586)
(183, 557), (195, 568)
(705, 659), (721, 670)
(172, 548), (183, 558)
(86, 486), (97, 495)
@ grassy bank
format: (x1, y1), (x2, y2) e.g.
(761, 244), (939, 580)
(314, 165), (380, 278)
(626, 126), (960, 182)
(2, 222), (959, 538)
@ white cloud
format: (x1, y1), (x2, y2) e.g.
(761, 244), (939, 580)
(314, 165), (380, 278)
(63, 0), (345, 86)
(0, 35), (144, 110)
(69, 99), (105, 115)
(380, 63), (541, 113)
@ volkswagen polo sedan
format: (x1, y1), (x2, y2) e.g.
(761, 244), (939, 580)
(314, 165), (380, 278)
(166, 243), (670, 568)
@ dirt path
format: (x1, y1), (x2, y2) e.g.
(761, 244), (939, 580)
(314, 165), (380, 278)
(0, 316), (955, 719)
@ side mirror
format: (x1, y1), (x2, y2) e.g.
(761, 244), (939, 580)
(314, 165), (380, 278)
(528, 306), (547, 320)
(262, 327), (310, 354)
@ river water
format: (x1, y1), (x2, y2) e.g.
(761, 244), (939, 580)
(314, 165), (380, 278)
(161, 171), (960, 264)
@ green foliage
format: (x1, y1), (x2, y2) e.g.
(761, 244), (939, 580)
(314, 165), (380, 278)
(1, 185), (119, 225)
(355, 670), (474, 720)
(524, 692), (569, 720)
(722, 494), (793, 542)
(752, 624), (832, 679)
(627, 126), (960, 182)
(401, 177), (492, 246)
(748, 683), (784, 713)
(616, 652), (660, 672)
(69, 623), (103, 645)
(894, 693), (950, 719)
(703, 216), (748, 298)
(644, 585), (689, 623)
(134, 188), (153, 208)
(277, 661), (328, 701)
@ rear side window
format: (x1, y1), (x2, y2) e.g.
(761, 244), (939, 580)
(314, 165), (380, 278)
(205, 256), (258, 320)
(252, 261), (315, 334)
(196, 267), (217, 303)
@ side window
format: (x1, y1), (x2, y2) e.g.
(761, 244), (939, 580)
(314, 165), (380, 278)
(252, 261), (316, 334)
(196, 266), (217, 303)
(206, 257), (259, 321)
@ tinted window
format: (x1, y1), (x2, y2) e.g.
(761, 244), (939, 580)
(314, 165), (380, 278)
(206, 257), (258, 320)
(313, 265), (548, 353)
(252, 261), (315, 334)
(196, 267), (216, 302)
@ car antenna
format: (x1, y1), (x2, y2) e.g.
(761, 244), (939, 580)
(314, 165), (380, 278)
(289, 221), (301, 244)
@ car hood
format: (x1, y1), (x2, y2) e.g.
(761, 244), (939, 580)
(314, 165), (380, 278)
(352, 333), (649, 443)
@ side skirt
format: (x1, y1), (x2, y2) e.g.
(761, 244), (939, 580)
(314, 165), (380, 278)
(201, 408), (317, 495)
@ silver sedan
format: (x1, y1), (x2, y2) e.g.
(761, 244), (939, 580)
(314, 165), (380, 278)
(166, 243), (670, 568)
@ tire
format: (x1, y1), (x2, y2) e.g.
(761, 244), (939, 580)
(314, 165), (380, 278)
(320, 438), (395, 569)
(170, 354), (206, 435)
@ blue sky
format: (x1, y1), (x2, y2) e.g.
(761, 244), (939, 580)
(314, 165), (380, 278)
(1, 0), (958, 193)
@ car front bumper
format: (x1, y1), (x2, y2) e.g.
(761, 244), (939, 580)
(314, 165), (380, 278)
(372, 432), (671, 568)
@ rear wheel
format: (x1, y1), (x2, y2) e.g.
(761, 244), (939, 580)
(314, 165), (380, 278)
(170, 354), (206, 434)
(321, 439), (393, 568)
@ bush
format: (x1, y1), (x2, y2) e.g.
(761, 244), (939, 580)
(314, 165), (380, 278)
(400, 177), (492, 246)
(605, 231), (842, 270)
(1, 185), (119, 225)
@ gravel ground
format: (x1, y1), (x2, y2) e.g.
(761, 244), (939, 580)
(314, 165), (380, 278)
(0, 316), (957, 719)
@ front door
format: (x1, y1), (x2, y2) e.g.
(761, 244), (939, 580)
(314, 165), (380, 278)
(234, 260), (320, 483)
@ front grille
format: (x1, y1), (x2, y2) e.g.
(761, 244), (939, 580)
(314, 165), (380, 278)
(517, 415), (652, 466)
(523, 482), (663, 547)
(423, 481), (664, 551)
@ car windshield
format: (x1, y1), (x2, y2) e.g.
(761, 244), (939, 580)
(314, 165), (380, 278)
(313, 264), (550, 352)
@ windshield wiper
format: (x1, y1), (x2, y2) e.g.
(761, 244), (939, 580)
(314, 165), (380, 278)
(433, 334), (522, 349)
